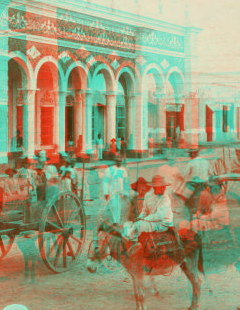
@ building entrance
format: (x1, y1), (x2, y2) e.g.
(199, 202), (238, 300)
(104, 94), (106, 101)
(206, 105), (213, 142)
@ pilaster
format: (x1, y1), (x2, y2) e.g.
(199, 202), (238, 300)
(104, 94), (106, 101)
(105, 92), (117, 151)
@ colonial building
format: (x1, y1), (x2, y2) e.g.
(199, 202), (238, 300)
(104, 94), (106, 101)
(0, 0), (227, 163)
(198, 72), (240, 144)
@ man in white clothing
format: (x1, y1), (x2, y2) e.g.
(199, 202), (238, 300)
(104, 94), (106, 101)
(102, 155), (130, 224)
(179, 146), (212, 216)
(123, 175), (173, 241)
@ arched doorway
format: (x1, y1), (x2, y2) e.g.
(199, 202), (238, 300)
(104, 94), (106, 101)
(8, 58), (30, 155)
(166, 71), (185, 144)
(90, 63), (114, 154)
(117, 69), (135, 152)
(143, 67), (164, 149)
(91, 72), (106, 146)
(36, 62), (59, 149)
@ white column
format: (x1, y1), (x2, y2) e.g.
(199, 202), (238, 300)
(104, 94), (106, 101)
(133, 92), (148, 155)
(156, 94), (166, 144)
(184, 25), (202, 146)
(0, 3), (10, 163)
(20, 89), (37, 157)
(58, 91), (67, 153)
(125, 95), (135, 150)
(81, 90), (93, 154)
(184, 91), (199, 146)
(106, 93), (116, 150)
(197, 95), (207, 143)
(74, 90), (82, 149)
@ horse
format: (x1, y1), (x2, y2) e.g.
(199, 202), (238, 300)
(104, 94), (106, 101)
(87, 187), (204, 310)
(87, 225), (203, 310)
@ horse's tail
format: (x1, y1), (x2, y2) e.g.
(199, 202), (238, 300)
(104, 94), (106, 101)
(194, 233), (204, 274)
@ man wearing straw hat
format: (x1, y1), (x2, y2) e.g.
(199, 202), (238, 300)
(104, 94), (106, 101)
(176, 146), (212, 216)
(180, 175), (229, 235)
(29, 150), (58, 201)
(102, 154), (130, 225)
(123, 175), (173, 241)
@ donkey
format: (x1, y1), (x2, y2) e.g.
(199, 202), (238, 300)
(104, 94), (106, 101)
(87, 224), (204, 310)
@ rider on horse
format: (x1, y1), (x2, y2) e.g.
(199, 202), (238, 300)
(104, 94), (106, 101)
(180, 175), (229, 235)
(123, 175), (174, 241)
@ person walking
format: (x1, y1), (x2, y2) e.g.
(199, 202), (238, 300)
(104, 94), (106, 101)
(175, 146), (212, 217)
(96, 133), (103, 160)
(10, 129), (24, 168)
(102, 154), (130, 225)
(148, 133), (154, 158)
(120, 137), (127, 161)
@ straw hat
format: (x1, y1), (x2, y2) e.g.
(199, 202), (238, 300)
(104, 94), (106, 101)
(187, 145), (200, 153)
(147, 175), (171, 187)
(59, 151), (69, 158)
(5, 168), (18, 176)
(113, 154), (123, 162)
(3, 305), (29, 310)
(131, 177), (151, 193)
(33, 150), (50, 162)
(18, 155), (37, 165)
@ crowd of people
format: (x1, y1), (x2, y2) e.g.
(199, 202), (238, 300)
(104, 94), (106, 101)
(99, 145), (240, 257)
(3, 128), (240, 285)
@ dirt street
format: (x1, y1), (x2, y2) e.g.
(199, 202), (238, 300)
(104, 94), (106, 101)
(1, 225), (240, 310)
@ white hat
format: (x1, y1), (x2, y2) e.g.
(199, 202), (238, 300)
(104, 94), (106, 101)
(3, 305), (29, 310)
(33, 150), (50, 162)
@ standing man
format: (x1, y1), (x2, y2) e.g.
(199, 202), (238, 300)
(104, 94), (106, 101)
(175, 125), (181, 146)
(176, 146), (212, 217)
(120, 137), (127, 161)
(148, 133), (154, 158)
(96, 133), (103, 160)
(102, 155), (130, 225)
(10, 129), (24, 168)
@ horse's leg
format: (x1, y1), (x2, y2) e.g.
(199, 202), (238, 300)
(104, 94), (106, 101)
(131, 275), (147, 310)
(149, 275), (160, 297)
(180, 250), (201, 310)
(131, 275), (141, 310)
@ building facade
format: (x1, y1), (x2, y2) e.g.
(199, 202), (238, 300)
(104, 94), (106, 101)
(1, 0), (238, 163)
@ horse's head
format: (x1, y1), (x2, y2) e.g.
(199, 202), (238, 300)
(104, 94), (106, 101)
(86, 232), (111, 273)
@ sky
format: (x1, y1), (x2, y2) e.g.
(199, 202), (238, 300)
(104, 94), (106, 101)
(83, 0), (240, 73)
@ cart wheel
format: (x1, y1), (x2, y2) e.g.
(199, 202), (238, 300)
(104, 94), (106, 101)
(94, 192), (136, 274)
(0, 232), (15, 260)
(38, 191), (86, 273)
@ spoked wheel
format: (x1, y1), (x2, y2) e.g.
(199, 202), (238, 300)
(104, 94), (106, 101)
(38, 191), (86, 273)
(0, 230), (15, 260)
(94, 192), (136, 273)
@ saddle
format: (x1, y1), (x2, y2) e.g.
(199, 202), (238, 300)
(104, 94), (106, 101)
(137, 228), (185, 274)
(139, 227), (183, 260)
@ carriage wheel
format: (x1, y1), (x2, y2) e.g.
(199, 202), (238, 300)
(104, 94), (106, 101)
(0, 231), (15, 260)
(38, 191), (86, 273)
(94, 192), (136, 274)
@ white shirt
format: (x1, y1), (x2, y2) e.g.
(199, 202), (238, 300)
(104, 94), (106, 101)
(140, 189), (173, 226)
(103, 165), (130, 196)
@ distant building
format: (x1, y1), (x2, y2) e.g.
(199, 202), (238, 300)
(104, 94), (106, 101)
(0, 1), (238, 164)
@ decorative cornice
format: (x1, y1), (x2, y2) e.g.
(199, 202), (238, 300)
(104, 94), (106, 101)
(10, 0), (187, 36)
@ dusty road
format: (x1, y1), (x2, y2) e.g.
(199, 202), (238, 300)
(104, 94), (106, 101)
(1, 225), (240, 310)
(2, 154), (240, 309)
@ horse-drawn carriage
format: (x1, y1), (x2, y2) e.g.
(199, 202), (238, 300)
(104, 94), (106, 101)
(0, 161), (86, 273)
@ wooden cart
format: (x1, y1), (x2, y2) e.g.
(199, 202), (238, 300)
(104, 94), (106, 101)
(0, 175), (86, 273)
